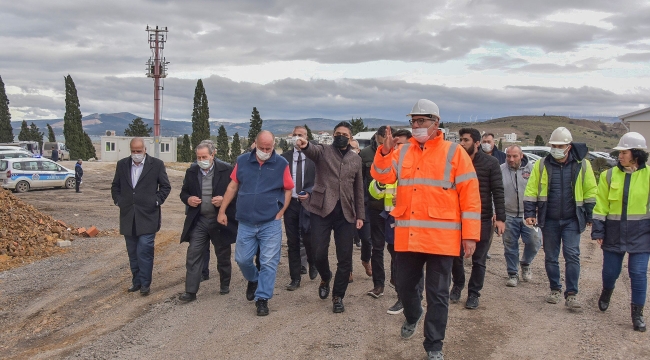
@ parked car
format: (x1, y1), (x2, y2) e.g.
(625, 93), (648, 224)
(0, 158), (76, 193)
(521, 146), (551, 158)
(42, 142), (70, 161)
(0, 149), (35, 160)
(524, 152), (542, 164)
(586, 151), (617, 167)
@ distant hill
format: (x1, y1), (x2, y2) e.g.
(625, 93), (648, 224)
(11, 113), (406, 138)
(444, 115), (626, 151)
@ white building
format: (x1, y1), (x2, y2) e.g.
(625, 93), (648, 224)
(316, 131), (333, 145)
(620, 107), (650, 143)
(100, 135), (177, 162)
(504, 133), (518, 142)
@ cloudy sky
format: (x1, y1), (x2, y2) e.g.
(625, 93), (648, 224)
(1, 0), (649, 123)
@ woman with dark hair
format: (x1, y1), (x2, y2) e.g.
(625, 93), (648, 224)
(592, 132), (650, 332)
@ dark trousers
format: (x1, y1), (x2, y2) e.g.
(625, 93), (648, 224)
(312, 202), (355, 298)
(75, 176), (81, 192)
(124, 233), (156, 288)
(359, 220), (372, 263)
(397, 251), (453, 353)
(369, 208), (386, 287)
(451, 219), (494, 297)
(185, 216), (232, 294)
(284, 199), (314, 281)
(203, 244), (258, 276)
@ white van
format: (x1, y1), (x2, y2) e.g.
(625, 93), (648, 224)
(42, 142), (70, 161)
(353, 131), (377, 150)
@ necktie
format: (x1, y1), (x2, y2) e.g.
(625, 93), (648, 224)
(296, 152), (303, 193)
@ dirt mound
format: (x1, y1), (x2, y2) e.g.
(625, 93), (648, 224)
(0, 189), (82, 271)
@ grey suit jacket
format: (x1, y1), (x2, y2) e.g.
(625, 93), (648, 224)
(303, 143), (364, 223)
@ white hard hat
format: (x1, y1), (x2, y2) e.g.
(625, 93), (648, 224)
(613, 132), (647, 150)
(548, 127), (573, 145)
(407, 99), (440, 120)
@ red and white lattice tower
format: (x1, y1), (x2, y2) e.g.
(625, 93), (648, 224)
(145, 25), (169, 158)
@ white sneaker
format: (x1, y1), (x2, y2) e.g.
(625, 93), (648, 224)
(565, 294), (582, 310)
(521, 265), (532, 282)
(506, 275), (519, 287)
(546, 290), (562, 304)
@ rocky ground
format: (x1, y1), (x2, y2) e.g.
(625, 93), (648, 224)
(0, 161), (648, 359)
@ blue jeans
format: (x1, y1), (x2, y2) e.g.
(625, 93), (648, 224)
(503, 216), (541, 275)
(541, 218), (581, 296)
(234, 220), (282, 301)
(602, 250), (650, 306)
(124, 233), (156, 288)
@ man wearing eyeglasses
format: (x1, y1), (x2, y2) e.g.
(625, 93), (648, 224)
(370, 100), (481, 360)
(295, 121), (365, 314)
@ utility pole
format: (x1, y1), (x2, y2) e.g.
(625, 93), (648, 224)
(146, 25), (169, 158)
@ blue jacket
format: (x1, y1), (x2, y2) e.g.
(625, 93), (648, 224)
(234, 150), (289, 224)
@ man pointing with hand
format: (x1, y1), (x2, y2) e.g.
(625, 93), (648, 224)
(370, 100), (481, 360)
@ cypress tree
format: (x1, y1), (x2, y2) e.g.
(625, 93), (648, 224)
(29, 122), (44, 148)
(178, 134), (192, 162)
(191, 79), (210, 153)
(230, 132), (242, 164)
(0, 76), (13, 143)
(47, 123), (56, 142)
(304, 124), (314, 141)
(63, 75), (87, 159)
(216, 125), (229, 162)
(83, 132), (96, 159)
(18, 120), (29, 141)
(349, 117), (367, 135)
(124, 117), (153, 137)
(534, 135), (545, 146)
(247, 107), (263, 145)
(497, 138), (503, 151)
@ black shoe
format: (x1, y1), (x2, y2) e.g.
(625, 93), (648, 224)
(309, 265), (318, 280)
(354, 238), (361, 248)
(449, 285), (462, 303)
(246, 281), (258, 301)
(465, 294), (479, 309)
(598, 288), (614, 312)
(220, 285), (230, 295)
(332, 296), (345, 313)
(319, 279), (330, 299)
(632, 304), (646, 332)
(179, 292), (196, 302)
(127, 284), (141, 292)
(486, 253), (492, 260)
(140, 286), (150, 296)
(286, 279), (301, 291)
(256, 299), (269, 316)
(201, 274), (209, 282)
(300, 266), (308, 275)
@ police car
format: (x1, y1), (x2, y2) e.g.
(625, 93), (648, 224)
(0, 158), (76, 193)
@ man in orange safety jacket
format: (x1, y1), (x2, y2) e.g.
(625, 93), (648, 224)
(371, 99), (481, 359)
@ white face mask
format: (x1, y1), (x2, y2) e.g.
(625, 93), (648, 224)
(131, 153), (145, 163)
(412, 123), (436, 143)
(550, 147), (568, 160)
(481, 143), (493, 152)
(256, 149), (271, 161)
(198, 159), (212, 170)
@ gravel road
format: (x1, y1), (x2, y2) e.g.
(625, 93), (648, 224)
(0, 161), (648, 359)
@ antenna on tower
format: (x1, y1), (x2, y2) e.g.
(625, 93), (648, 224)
(146, 25), (169, 159)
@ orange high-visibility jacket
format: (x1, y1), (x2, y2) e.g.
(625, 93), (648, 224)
(370, 131), (481, 256)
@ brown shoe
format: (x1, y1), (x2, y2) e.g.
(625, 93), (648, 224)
(362, 261), (372, 277)
(349, 272), (354, 283)
(367, 286), (384, 299)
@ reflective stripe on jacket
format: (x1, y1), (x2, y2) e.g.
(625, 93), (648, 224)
(369, 179), (396, 212)
(523, 145), (597, 233)
(370, 131), (481, 256)
(591, 164), (650, 253)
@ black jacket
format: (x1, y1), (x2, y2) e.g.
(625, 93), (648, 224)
(473, 151), (506, 222)
(281, 149), (316, 201)
(179, 162), (238, 244)
(75, 163), (83, 179)
(489, 147), (506, 165)
(111, 154), (171, 236)
(359, 141), (384, 211)
(546, 153), (577, 221)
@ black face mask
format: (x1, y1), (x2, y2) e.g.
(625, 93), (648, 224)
(333, 135), (349, 148)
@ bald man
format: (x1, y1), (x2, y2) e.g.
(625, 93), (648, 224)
(219, 131), (294, 316)
(111, 137), (171, 296)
